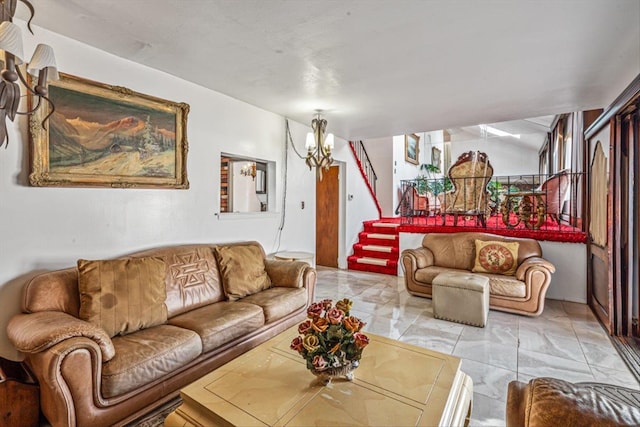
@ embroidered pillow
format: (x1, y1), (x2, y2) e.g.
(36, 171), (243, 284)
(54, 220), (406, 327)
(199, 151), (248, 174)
(77, 257), (168, 338)
(472, 240), (519, 276)
(213, 244), (272, 301)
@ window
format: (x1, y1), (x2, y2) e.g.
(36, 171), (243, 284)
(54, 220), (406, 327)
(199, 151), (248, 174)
(220, 154), (273, 213)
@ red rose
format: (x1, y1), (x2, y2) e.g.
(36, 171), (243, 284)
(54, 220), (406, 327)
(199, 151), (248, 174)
(298, 319), (312, 334)
(290, 336), (304, 353)
(354, 332), (369, 349)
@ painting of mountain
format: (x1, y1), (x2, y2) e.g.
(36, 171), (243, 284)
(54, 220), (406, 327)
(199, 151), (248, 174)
(29, 73), (189, 189)
(48, 85), (177, 177)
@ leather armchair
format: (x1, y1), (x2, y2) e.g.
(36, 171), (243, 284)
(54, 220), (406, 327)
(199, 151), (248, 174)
(507, 377), (640, 426)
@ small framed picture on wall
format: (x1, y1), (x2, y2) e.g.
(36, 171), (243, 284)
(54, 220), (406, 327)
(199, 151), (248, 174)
(431, 147), (441, 170)
(405, 134), (419, 165)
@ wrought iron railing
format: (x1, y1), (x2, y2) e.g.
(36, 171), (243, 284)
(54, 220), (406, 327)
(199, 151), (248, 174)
(397, 172), (585, 234)
(351, 140), (378, 196)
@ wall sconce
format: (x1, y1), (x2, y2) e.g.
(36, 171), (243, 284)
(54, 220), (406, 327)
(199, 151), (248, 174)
(240, 162), (256, 180)
(0, 0), (59, 149)
(305, 113), (334, 180)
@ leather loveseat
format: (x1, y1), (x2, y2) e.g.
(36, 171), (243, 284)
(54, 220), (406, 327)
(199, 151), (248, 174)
(6, 241), (316, 427)
(401, 232), (555, 316)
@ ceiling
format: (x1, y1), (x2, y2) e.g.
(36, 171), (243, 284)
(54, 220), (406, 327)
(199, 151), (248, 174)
(19, 0), (640, 140)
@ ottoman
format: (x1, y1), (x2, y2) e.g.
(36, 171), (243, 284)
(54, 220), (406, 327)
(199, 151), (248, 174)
(432, 272), (490, 327)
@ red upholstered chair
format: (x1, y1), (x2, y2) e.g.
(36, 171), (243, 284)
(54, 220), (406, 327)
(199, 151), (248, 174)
(538, 170), (570, 224)
(409, 184), (429, 217)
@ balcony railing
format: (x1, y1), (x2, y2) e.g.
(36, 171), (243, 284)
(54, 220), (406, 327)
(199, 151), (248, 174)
(397, 172), (585, 239)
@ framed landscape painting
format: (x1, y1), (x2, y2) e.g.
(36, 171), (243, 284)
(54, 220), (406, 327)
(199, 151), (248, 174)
(405, 133), (419, 165)
(29, 73), (190, 188)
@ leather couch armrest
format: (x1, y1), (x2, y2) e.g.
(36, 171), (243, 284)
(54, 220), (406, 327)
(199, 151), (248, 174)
(506, 380), (529, 427)
(7, 311), (115, 362)
(516, 256), (556, 281)
(401, 246), (434, 269)
(264, 259), (311, 288)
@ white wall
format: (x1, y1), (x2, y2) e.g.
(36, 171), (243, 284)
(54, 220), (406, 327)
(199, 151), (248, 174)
(398, 233), (587, 304)
(362, 137), (393, 216)
(450, 136), (540, 176)
(0, 21), (377, 360)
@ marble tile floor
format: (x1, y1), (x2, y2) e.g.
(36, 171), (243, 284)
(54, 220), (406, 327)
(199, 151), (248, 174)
(315, 267), (640, 427)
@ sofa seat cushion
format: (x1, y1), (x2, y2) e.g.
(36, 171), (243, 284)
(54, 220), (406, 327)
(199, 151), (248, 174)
(102, 324), (202, 398)
(241, 287), (307, 323)
(415, 266), (461, 284)
(478, 273), (526, 298)
(415, 267), (526, 298)
(168, 302), (265, 353)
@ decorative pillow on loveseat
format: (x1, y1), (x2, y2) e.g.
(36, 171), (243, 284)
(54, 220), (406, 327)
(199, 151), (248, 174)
(213, 244), (272, 301)
(77, 257), (168, 338)
(472, 240), (519, 276)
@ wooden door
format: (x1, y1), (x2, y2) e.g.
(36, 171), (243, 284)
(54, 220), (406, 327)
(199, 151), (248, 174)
(316, 166), (339, 268)
(587, 126), (614, 333)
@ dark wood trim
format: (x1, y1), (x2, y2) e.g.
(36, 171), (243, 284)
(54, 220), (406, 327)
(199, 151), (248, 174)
(585, 74), (640, 139)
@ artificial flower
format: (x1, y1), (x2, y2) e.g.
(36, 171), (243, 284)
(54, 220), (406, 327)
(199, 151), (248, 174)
(291, 299), (369, 374)
(290, 336), (304, 353)
(326, 307), (344, 325)
(335, 298), (353, 313)
(298, 319), (312, 334)
(302, 334), (320, 352)
(307, 302), (323, 318)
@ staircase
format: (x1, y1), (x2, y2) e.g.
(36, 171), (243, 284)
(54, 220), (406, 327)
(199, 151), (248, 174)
(347, 220), (400, 276)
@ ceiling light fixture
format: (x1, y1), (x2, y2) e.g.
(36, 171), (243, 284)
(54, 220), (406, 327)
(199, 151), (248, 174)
(304, 112), (334, 180)
(0, 0), (59, 148)
(240, 162), (256, 180)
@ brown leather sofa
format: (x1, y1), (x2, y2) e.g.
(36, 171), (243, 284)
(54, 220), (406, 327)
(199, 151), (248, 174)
(6, 242), (316, 427)
(506, 377), (640, 426)
(401, 232), (555, 316)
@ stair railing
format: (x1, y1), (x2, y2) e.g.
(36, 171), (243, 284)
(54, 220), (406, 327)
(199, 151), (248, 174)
(349, 140), (382, 218)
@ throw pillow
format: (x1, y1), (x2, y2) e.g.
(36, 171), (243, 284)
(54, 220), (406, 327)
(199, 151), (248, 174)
(472, 240), (519, 276)
(213, 244), (272, 301)
(77, 257), (168, 338)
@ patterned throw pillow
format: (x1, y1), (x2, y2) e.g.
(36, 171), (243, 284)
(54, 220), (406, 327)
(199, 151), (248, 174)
(472, 240), (519, 276)
(77, 257), (168, 338)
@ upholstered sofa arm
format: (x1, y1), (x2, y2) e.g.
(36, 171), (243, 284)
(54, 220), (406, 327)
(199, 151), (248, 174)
(401, 247), (434, 269)
(515, 257), (556, 281)
(7, 311), (115, 362)
(264, 259), (312, 288)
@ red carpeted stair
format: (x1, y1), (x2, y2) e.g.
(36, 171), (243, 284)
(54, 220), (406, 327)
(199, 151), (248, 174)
(348, 220), (400, 275)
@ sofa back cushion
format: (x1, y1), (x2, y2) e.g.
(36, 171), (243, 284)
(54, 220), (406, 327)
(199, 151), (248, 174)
(213, 242), (272, 301)
(77, 257), (168, 338)
(129, 245), (225, 317)
(422, 232), (542, 271)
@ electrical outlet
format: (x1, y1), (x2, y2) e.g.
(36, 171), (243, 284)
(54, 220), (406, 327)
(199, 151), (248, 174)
(301, 201), (305, 209)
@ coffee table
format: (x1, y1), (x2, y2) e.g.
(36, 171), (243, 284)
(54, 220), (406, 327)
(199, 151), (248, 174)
(165, 328), (473, 426)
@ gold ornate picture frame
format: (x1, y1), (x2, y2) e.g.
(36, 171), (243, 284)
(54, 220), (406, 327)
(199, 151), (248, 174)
(405, 133), (419, 165)
(29, 73), (189, 189)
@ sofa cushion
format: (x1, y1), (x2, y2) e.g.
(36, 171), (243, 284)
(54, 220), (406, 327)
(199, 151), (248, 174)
(472, 240), (519, 276)
(479, 273), (527, 298)
(128, 245), (226, 318)
(77, 257), (168, 338)
(213, 244), (272, 301)
(102, 324), (201, 398)
(168, 301), (265, 353)
(241, 287), (307, 323)
(415, 266), (461, 284)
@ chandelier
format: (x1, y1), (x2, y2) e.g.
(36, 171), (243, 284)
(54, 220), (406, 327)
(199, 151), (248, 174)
(0, 0), (58, 148)
(304, 113), (334, 180)
(240, 162), (256, 180)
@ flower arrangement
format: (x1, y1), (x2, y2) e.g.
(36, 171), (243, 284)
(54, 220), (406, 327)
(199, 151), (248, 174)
(290, 298), (369, 375)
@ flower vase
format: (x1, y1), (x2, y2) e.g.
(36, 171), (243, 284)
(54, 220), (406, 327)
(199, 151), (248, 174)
(311, 360), (359, 385)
